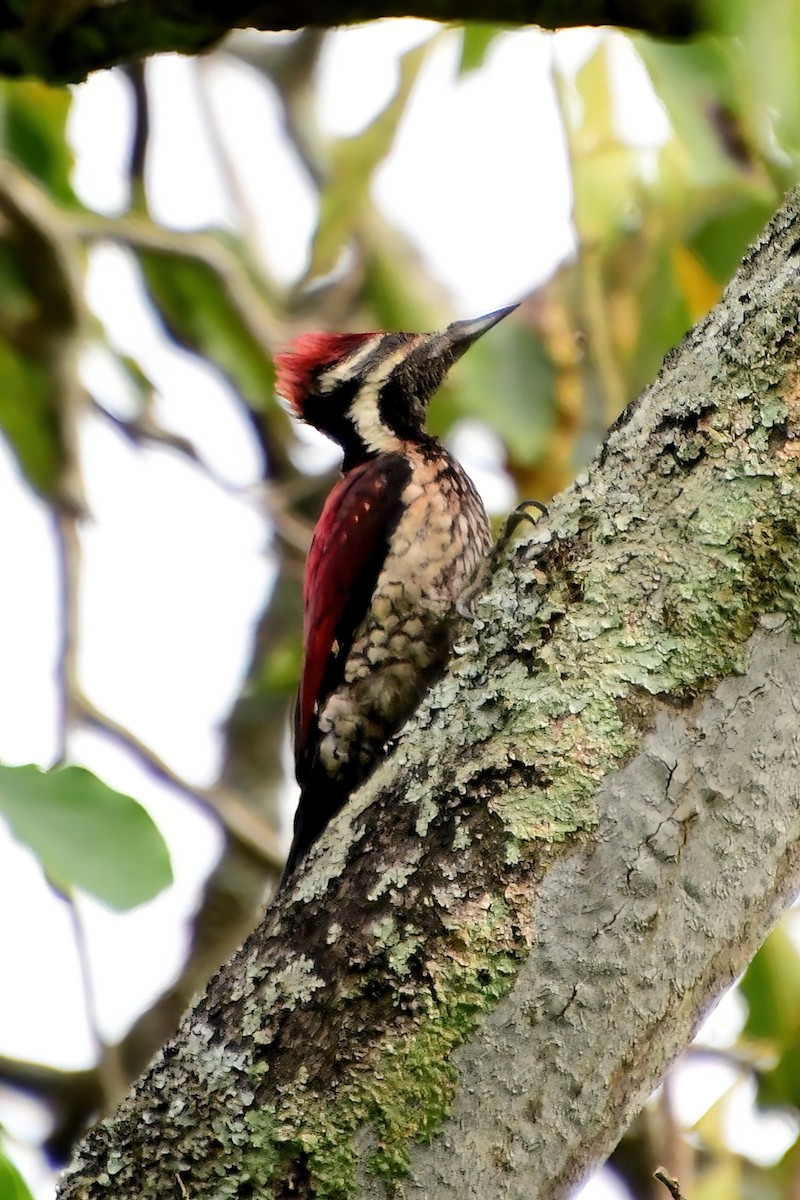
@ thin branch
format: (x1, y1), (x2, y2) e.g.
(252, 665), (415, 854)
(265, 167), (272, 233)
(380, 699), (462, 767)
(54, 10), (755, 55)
(52, 510), (82, 760)
(194, 56), (265, 252)
(53, 504), (126, 1116)
(224, 31), (328, 189)
(260, 481), (314, 554)
(0, 155), (283, 1166)
(76, 693), (284, 868)
(550, 47), (628, 437)
(32, 153), (129, 1134)
(682, 1044), (758, 1075)
(69, 211), (283, 347)
(88, 396), (205, 464)
(0, 1), (710, 85)
(64, 897), (128, 1114)
(654, 1168), (688, 1200)
(88, 396), (314, 560)
(657, 1075), (694, 1200)
(121, 61), (150, 208)
(0, 1055), (103, 1164)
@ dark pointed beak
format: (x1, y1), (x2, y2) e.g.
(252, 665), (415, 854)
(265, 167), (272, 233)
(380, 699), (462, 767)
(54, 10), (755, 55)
(425, 303), (518, 368)
(444, 303), (519, 350)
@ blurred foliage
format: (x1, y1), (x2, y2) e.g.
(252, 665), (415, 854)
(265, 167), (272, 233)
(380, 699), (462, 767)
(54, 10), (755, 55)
(1, 2), (800, 1195)
(0, 1149), (34, 1200)
(302, 39), (432, 282)
(139, 246), (277, 413)
(1, 80), (77, 207)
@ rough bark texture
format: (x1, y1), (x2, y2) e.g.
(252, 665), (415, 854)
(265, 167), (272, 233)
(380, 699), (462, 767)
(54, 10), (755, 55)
(59, 191), (800, 1200)
(0, 0), (706, 83)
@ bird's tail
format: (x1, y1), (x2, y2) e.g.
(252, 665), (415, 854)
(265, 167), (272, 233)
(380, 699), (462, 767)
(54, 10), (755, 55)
(279, 761), (355, 888)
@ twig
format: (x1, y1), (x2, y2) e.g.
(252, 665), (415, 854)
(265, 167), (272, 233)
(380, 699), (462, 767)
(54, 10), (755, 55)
(88, 396), (204, 463)
(69, 211), (283, 348)
(658, 1075), (692, 1200)
(260, 480), (314, 554)
(682, 1043), (758, 1075)
(52, 509), (83, 757)
(223, 31), (327, 189)
(41, 198), (127, 1120)
(0, 155), (284, 1163)
(88, 396), (308, 552)
(194, 55), (263, 252)
(550, 44), (628, 435)
(0, 162), (287, 869)
(654, 1167), (687, 1200)
(65, 896), (129, 1111)
(76, 694), (285, 868)
(0, 1054), (103, 1163)
(121, 61), (149, 207)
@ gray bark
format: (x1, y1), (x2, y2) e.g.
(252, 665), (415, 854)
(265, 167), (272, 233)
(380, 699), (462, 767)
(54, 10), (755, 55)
(59, 190), (800, 1200)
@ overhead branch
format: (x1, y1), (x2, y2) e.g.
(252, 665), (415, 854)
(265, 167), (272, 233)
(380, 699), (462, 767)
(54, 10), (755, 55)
(1, 0), (706, 84)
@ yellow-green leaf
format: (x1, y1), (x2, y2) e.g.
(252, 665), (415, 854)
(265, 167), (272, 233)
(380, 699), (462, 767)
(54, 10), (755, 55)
(306, 39), (433, 282)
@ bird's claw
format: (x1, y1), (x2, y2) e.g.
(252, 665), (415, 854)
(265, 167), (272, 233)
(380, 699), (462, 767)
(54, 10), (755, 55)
(496, 499), (548, 554)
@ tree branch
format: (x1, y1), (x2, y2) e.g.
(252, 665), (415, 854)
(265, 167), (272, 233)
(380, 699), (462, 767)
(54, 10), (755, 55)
(654, 1168), (688, 1200)
(0, 0), (707, 84)
(59, 191), (800, 1199)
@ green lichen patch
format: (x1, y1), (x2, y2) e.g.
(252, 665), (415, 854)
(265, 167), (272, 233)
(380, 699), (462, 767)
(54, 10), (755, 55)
(261, 903), (524, 1198)
(411, 353), (800, 874)
(490, 783), (588, 843)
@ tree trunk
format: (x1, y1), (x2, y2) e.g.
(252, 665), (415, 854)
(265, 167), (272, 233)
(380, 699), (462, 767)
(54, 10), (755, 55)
(59, 189), (800, 1200)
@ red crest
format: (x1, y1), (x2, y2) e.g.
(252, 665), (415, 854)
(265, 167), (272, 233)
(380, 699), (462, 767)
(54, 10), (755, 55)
(275, 332), (376, 414)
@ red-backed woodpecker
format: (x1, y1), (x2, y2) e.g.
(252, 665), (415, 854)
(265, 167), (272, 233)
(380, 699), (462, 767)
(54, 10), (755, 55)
(276, 304), (517, 879)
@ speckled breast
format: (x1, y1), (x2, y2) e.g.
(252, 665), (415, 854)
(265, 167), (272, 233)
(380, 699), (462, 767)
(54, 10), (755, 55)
(317, 447), (491, 781)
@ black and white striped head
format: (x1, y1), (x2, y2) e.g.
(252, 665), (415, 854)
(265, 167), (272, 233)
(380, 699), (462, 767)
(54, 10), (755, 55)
(275, 305), (517, 467)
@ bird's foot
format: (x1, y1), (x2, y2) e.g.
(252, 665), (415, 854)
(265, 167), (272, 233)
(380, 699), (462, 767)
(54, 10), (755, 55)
(495, 499), (548, 556)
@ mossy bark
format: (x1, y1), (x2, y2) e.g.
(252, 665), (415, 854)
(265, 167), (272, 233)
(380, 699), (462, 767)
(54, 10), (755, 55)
(60, 190), (800, 1199)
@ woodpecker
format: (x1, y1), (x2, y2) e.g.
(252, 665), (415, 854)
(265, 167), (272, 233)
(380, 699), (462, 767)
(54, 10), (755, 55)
(276, 304), (517, 879)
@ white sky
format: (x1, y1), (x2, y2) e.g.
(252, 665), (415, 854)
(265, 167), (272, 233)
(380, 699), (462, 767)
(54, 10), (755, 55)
(0, 20), (790, 1199)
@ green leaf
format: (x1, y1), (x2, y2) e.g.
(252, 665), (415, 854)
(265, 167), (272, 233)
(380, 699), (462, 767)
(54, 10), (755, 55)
(637, 37), (740, 173)
(636, 36), (776, 197)
(0, 342), (60, 492)
(688, 197), (779, 283)
(0, 79), (77, 208)
(138, 243), (276, 413)
(458, 24), (504, 75)
(737, 0), (800, 167)
(360, 238), (438, 335)
(626, 241), (694, 396)
(740, 924), (800, 1110)
(306, 38), (432, 281)
(0, 235), (68, 494)
(0, 763), (172, 911)
(741, 924), (800, 1041)
(0, 1148), (35, 1200)
(568, 41), (643, 249)
(0, 332), (64, 494)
